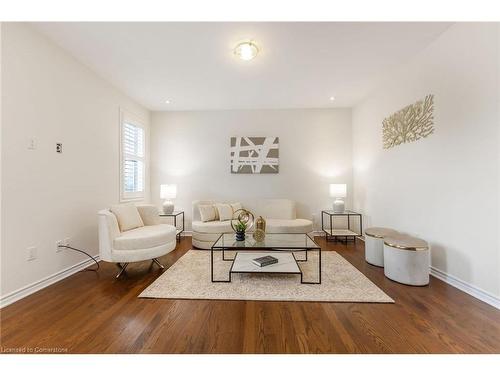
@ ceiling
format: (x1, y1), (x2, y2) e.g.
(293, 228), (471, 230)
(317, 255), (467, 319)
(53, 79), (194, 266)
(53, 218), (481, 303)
(32, 22), (451, 111)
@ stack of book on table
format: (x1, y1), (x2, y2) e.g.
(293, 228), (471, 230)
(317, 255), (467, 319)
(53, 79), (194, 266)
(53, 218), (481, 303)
(252, 255), (279, 267)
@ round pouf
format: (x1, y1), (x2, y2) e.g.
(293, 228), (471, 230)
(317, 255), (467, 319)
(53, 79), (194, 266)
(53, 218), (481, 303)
(364, 227), (399, 267)
(383, 236), (430, 286)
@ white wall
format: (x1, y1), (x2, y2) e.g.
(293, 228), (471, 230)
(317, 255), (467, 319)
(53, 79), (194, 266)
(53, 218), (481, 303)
(352, 23), (500, 300)
(497, 24), (500, 303)
(498, 24), (500, 298)
(0, 22), (3, 298)
(151, 109), (352, 230)
(0, 23), (150, 301)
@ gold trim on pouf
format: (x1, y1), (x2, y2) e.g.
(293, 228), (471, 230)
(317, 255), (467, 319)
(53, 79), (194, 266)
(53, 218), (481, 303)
(384, 236), (429, 251)
(365, 227), (399, 239)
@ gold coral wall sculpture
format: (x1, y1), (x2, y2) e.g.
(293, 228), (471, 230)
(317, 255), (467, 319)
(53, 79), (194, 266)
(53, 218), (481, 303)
(382, 94), (435, 149)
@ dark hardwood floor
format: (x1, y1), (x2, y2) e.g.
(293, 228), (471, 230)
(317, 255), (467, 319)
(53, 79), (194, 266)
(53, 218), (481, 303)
(1, 236), (499, 353)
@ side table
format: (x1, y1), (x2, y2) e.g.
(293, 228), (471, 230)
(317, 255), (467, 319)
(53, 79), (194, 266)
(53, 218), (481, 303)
(321, 210), (363, 243)
(159, 211), (185, 242)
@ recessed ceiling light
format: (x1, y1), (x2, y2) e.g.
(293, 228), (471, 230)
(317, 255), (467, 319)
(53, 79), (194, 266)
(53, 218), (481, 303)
(329, 96), (336, 101)
(234, 41), (259, 61)
(165, 99), (171, 104)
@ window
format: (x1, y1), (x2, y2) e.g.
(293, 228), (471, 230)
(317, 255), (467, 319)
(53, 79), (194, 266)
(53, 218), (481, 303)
(120, 112), (145, 201)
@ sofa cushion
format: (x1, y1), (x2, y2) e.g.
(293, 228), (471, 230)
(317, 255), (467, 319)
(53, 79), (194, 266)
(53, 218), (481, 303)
(136, 204), (160, 226)
(110, 204), (144, 232)
(199, 204), (218, 222)
(114, 224), (176, 251)
(256, 199), (296, 220)
(230, 202), (242, 213)
(192, 200), (216, 222)
(215, 203), (233, 221)
(192, 220), (233, 233)
(266, 219), (313, 234)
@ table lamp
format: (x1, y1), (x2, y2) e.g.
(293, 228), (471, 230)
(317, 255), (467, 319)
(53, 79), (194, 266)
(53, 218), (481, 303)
(160, 184), (177, 214)
(329, 184), (347, 213)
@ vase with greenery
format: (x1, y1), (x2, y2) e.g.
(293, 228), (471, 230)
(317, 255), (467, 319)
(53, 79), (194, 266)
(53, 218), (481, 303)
(234, 221), (247, 241)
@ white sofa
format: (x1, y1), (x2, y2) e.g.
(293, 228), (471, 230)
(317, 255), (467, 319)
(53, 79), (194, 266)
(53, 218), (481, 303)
(192, 199), (313, 249)
(98, 204), (177, 277)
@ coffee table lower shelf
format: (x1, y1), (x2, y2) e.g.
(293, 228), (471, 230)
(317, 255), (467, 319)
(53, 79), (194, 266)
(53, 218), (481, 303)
(212, 250), (321, 284)
(324, 229), (360, 242)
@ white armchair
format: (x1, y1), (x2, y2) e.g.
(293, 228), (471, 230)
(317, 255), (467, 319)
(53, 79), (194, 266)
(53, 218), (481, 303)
(98, 204), (177, 278)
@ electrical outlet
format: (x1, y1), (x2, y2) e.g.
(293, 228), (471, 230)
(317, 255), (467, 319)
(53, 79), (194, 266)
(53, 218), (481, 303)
(56, 143), (63, 153)
(28, 138), (36, 150)
(27, 246), (37, 261)
(56, 240), (63, 253)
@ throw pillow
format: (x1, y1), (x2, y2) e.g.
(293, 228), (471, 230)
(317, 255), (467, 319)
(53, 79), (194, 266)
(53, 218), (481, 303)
(110, 204), (144, 232)
(230, 202), (242, 214)
(198, 204), (217, 222)
(215, 203), (233, 221)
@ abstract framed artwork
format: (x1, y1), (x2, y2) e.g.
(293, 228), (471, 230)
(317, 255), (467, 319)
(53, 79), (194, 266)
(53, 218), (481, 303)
(382, 94), (435, 149)
(230, 136), (279, 174)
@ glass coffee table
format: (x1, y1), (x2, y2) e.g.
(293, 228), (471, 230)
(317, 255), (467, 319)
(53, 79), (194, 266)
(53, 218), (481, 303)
(210, 233), (321, 284)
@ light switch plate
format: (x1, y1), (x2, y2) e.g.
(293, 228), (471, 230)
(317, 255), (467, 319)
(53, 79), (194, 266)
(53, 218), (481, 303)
(28, 138), (36, 150)
(27, 246), (37, 261)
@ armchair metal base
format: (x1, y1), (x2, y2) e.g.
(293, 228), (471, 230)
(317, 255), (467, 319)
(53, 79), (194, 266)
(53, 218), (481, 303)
(115, 263), (129, 278)
(115, 258), (165, 278)
(152, 258), (165, 269)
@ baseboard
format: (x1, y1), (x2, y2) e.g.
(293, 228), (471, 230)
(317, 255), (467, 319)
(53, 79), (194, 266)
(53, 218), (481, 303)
(430, 266), (500, 310)
(0, 255), (100, 309)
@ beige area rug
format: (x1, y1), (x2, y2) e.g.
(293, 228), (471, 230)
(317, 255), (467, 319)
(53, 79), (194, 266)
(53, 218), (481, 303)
(139, 250), (394, 303)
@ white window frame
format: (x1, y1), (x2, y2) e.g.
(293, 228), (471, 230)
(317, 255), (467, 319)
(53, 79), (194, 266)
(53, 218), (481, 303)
(119, 110), (146, 202)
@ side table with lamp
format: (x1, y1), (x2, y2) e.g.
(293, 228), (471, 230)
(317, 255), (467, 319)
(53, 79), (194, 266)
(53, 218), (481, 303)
(159, 211), (185, 243)
(322, 184), (363, 243)
(159, 184), (184, 242)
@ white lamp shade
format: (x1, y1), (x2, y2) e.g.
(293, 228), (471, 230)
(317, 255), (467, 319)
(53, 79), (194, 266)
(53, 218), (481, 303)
(329, 184), (347, 198)
(160, 184), (177, 199)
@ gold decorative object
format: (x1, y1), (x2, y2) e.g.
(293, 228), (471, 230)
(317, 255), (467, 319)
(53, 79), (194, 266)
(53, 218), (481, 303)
(382, 94), (435, 149)
(230, 209), (254, 241)
(253, 216), (266, 241)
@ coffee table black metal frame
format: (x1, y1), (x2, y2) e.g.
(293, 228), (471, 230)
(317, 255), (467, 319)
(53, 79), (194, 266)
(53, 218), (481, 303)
(159, 211), (184, 242)
(210, 233), (321, 284)
(321, 210), (363, 243)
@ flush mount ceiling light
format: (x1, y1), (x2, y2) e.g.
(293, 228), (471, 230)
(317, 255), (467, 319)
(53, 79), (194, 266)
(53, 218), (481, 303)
(234, 41), (259, 61)
(329, 96), (336, 101)
(165, 99), (171, 104)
